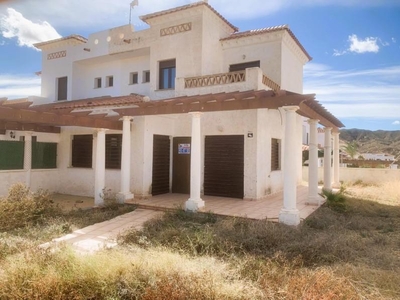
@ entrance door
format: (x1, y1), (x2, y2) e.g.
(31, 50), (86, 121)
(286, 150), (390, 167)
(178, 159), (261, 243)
(204, 135), (244, 199)
(172, 137), (191, 194)
(152, 135), (171, 196)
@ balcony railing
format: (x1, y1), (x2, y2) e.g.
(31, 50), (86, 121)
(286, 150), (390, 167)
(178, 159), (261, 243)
(184, 71), (246, 88)
(262, 74), (280, 93)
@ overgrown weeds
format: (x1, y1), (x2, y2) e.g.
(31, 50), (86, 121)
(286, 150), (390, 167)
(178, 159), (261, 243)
(0, 183), (135, 261)
(120, 197), (400, 298)
(0, 183), (60, 231)
(0, 246), (263, 300)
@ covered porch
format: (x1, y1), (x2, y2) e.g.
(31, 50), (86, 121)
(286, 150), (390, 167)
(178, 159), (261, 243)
(128, 185), (321, 221)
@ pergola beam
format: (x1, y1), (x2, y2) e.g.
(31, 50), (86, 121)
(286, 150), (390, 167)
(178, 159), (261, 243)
(0, 106), (122, 130)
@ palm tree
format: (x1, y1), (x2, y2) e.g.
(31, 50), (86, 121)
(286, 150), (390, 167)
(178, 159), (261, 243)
(343, 141), (358, 159)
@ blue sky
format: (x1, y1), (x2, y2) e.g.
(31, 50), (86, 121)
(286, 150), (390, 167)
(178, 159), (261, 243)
(0, 0), (399, 131)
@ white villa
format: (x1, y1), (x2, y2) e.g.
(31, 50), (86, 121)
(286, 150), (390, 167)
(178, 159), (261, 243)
(0, 1), (343, 225)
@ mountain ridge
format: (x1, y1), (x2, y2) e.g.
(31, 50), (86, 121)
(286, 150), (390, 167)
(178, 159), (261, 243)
(339, 128), (400, 159)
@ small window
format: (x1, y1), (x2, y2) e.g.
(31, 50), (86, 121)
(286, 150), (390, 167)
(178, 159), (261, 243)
(271, 138), (281, 171)
(106, 76), (114, 87)
(106, 134), (122, 169)
(143, 70), (150, 83)
(57, 76), (68, 101)
(159, 59), (176, 89)
(71, 135), (93, 168)
(130, 72), (138, 85)
(94, 77), (102, 88)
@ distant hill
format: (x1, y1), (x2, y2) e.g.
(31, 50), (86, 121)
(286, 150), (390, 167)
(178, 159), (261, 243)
(340, 129), (400, 159)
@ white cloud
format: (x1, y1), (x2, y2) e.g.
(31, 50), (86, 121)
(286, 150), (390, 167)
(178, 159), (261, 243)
(304, 63), (400, 119)
(333, 49), (347, 56)
(1, 0), (399, 30)
(392, 121), (400, 125)
(392, 37), (397, 43)
(348, 34), (379, 54)
(0, 74), (41, 99)
(0, 8), (61, 49)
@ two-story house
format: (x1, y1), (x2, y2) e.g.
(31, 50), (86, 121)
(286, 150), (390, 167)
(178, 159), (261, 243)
(0, 1), (343, 225)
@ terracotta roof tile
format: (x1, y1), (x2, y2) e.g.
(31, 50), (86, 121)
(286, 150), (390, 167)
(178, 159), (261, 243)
(140, 1), (238, 32)
(221, 25), (312, 61)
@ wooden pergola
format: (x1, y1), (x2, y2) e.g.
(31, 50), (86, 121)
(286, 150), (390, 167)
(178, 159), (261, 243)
(0, 90), (344, 133)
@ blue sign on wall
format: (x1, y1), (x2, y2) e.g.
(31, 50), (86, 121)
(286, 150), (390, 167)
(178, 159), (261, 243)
(178, 143), (191, 154)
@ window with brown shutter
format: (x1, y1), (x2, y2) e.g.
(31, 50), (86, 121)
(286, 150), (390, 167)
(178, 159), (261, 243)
(105, 134), (122, 169)
(271, 138), (281, 171)
(229, 61), (260, 72)
(71, 135), (93, 168)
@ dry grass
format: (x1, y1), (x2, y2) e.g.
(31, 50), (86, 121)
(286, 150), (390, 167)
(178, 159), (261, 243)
(120, 197), (400, 299)
(0, 246), (263, 300)
(345, 180), (400, 206)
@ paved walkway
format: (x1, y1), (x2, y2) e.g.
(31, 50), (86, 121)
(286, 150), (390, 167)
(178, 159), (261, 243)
(41, 209), (163, 253)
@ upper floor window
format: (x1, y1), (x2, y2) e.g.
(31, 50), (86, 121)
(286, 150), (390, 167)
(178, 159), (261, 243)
(130, 72), (138, 85)
(94, 77), (102, 89)
(159, 59), (176, 89)
(57, 76), (68, 101)
(229, 61), (260, 72)
(106, 76), (114, 87)
(143, 70), (150, 83)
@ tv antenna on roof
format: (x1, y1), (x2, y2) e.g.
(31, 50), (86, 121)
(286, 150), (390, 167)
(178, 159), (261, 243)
(129, 0), (139, 24)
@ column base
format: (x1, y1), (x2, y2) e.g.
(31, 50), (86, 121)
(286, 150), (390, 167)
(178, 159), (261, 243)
(185, 198), (205, 212)
(306, 195), (322, 206)
(94, 193), (104, 207)
(117, 192), (134, 203)
(332, 182), (341, 189)
(279, 209), (300, 226)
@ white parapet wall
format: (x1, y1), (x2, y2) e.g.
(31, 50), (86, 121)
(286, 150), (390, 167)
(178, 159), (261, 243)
(302, 166), (400, 184)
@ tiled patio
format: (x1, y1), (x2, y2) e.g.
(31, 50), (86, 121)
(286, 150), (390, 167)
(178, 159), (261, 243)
(129, 185), (323, 221)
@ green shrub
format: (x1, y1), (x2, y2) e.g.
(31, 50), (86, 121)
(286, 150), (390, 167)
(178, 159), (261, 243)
(0, 183), (59, 232)
(320, 188), (347, 213)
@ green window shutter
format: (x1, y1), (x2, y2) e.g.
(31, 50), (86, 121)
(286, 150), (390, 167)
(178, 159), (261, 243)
(32, 142), (57, 169)
(0, 140), (24, 170)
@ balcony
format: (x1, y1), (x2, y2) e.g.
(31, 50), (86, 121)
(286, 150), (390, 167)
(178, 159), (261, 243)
(175, 67), (280, 97)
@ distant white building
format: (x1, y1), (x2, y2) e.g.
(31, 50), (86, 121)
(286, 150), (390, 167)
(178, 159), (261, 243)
(361, 153), (395, 161)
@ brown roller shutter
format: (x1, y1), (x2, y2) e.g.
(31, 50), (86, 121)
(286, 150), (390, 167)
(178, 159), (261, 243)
(204, 135), (244, 199)
(152, 135), (171, 195)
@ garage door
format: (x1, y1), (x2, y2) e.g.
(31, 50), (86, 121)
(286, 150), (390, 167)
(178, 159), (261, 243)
(204, 135), (244, 199)
(152, 135), (170, 195)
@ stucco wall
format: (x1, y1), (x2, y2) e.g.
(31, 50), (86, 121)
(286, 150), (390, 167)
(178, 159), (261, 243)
(302, 166), (400, 184)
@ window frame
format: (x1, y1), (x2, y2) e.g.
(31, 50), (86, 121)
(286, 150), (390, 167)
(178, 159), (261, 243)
(159, 59), (176, 90)
(130, 72), (138, 85)
(71, 135), (93, 168)
(271, 138), (281, 171)
(143, 70), (150, 83)
(105, 134), (122, 169)
(56, 76), (68, 101)
(229, 61), (260, 72)
(106, 75), (114, 87)
(94, 77), (102, 89)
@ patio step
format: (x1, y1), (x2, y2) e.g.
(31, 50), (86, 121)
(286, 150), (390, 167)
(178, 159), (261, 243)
(134, 203), (181, 212)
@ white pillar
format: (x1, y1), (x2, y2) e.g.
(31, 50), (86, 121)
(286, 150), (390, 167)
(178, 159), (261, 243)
(185, 112), (205, 211)
(323, 127), (332, 191)
(23, 132), (33, 188)
(95, 129), (106, 206)
(117, 116), (134, 203)
(332, 131), (340, 188)
(279, 106), (300, 226)
(307, 119), (320, 205)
